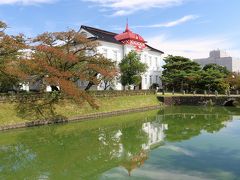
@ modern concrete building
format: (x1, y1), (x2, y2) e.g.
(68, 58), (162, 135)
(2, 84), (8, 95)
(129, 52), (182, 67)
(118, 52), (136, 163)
(193, 50), (240, 73)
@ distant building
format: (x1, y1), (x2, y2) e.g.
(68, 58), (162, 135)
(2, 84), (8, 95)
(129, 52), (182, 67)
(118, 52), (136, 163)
(193, 50), (240, 73)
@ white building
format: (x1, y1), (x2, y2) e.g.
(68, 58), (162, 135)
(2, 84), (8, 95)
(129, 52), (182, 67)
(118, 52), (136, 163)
(79, 24), (164, 90)
(193, 50), (240, 73)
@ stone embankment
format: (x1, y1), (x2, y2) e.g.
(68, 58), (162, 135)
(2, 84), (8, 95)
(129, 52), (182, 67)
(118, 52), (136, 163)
(157, 95), (240, 106)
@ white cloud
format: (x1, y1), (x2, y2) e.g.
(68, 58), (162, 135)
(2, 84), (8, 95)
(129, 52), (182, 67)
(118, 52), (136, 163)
(134, 15), (199, 28)
(84, 0), (186, 16)
(162, 145), (195, 156)
(0, 0), (55, 5)
(101, 166), (209, 180)
(147, 34), (240, 59)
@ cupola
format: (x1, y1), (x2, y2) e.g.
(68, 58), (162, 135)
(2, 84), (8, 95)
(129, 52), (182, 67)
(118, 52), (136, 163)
(115, 22), (146, 51)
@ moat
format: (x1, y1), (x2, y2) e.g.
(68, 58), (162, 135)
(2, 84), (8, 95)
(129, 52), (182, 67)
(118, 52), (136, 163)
(0, 106), (240, 180)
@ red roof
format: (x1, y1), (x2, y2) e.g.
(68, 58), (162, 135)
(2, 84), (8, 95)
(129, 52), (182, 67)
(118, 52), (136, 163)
(114, 23), (145, 43)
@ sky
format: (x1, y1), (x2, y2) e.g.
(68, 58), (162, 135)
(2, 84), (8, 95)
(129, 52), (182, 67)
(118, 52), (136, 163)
(0, 0), (240, 59)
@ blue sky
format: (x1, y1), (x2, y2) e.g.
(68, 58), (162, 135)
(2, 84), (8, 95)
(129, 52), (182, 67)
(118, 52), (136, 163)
(1, 0), (240, 58)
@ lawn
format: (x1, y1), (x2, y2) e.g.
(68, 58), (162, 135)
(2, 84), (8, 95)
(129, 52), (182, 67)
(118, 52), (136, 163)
(0, 95), (160, 126)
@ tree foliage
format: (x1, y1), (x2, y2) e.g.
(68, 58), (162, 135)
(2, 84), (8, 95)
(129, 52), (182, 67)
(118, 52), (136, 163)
(198, 64), (230, 92)
(203, 63), (230, 75)
(226, 73), (240, 90)
(162, 55), (201, 91)
(162, 55), (230, 92)
(119, 51), (147, 89)
(8, 30), (116, 107)
(0, 21), (26, 92)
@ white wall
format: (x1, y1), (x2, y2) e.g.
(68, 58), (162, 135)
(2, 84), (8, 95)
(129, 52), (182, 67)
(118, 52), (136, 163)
(97, 41), (124, 90)
(140, 49), (164, 90)
(97, 41), (164, 90)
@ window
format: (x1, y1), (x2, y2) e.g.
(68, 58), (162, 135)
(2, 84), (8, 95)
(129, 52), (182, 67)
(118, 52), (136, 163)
(102, 48), (108, 58)
(144, 55), (147, 64)
(150, 76), (152, 85)
(155, 75), (158, 83)
(149, 56), (152, 66)
(113, 50), (118, 61)
(155, 57), (158, 67)
(145, 75), (148, 84)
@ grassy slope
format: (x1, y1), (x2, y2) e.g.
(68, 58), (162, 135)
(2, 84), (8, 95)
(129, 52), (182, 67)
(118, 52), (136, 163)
(0, 95), (160, 126)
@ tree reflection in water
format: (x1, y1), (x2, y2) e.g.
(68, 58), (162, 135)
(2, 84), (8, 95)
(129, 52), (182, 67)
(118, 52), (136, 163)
(0, 106), (234, 179)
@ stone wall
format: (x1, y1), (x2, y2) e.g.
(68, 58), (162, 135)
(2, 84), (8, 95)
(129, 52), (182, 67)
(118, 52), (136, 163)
(157, 96), (240, 106)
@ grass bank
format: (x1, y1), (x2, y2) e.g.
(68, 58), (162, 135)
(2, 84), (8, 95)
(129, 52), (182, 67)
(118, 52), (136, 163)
(0, 95), (160, 126)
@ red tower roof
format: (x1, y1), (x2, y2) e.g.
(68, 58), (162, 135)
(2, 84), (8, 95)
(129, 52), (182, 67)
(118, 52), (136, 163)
(114, 23), (146, 50)
(115, 23), (145, 43)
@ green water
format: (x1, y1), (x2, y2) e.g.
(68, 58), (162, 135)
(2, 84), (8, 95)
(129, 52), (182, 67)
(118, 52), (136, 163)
(0, 106), (240, 180)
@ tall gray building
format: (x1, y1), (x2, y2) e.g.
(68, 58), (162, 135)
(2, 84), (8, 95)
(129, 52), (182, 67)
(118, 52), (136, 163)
(193, 50), (240, 73)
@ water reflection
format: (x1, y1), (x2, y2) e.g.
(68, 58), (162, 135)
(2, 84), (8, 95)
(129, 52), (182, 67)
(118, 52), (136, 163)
(0, 106), (239, 179)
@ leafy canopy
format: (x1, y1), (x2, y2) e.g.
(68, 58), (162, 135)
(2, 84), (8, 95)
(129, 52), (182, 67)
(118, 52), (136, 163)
(199, 67), (229, 92)
(162, 55), (201, 91)
(8, 30), (116, 106)
(162, 55), (231, 92)
(119, 51), (147, 88)
(0, 21), (26, 92)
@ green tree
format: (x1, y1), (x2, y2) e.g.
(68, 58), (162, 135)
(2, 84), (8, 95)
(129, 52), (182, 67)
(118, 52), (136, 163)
(162, 55), (201, 92)
(119, 51), (147, 90)
(203, 63), (230, 76)
(199, 64), (230, 92)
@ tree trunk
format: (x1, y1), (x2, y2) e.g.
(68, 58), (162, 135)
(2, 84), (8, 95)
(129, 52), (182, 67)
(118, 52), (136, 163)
(51, 86), (59, 91)
(181, 80), (184, 92)
(85, 73), (98, 91)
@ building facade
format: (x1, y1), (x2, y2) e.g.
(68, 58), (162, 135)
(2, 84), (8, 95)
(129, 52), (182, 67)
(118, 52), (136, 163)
(79, 25), (164, 90)
(193, 50), (240, 73)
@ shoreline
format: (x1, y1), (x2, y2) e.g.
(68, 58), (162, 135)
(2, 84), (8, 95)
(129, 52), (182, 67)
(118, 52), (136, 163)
(0, 105), (161, 131)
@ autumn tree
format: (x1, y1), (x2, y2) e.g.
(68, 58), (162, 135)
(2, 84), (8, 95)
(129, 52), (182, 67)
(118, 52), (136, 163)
(7, 30), (116, 119)
(119, 51), (147, 90)
(225, 73), (240, 91)
(0, 21), (26, 92)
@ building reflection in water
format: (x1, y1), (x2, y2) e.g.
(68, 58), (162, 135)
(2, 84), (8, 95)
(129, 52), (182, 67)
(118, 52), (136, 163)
(120, 117), (168, 176)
